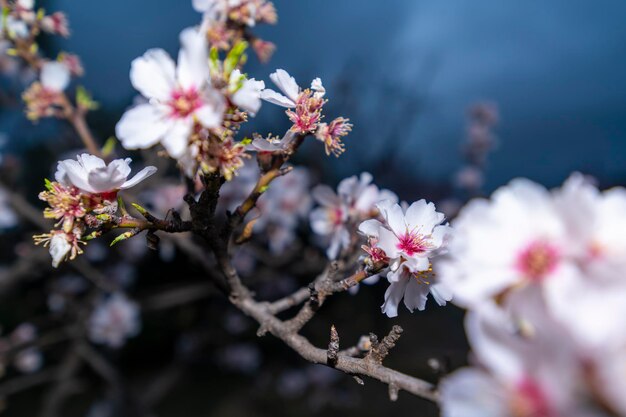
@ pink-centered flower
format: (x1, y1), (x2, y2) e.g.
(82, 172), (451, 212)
(358, 199), (452, 317)
(116, 27), (225, 159)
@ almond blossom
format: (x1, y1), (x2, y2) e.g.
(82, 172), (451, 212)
(22, 61), (71, 120)
(440, 290), (610, 417)
(228, 69), (265, 116)
(310, 172), (397, 259)
(116, 27), (225, 160)
(358, 200), (452, 317)
(55, 154), (156, 196)
(437, 179), (572, 310)
(88, 293), (140, 348)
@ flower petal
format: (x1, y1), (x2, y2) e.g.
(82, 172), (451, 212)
(161, 120), (192, 158)
(121, 166), (157, 190)
(381, 279), (409, 318)
(403, 278), (429, 312)
(260, 88), (295, 108)
(177, 27), (209, 89)
(116, 104), (169, 150)
(130, 49), (176, 101)
(41, 62), (70, 92)
(269, 69), (299, 102)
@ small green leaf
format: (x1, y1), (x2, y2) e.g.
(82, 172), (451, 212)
(259, 185), (270, 194)
(101, 136), (116, 157)
(131, 203), (148, 216)
(110, 230), (135, 247)
(76, 86), (99, 111)
(240, 137), (252, 145)
(224, 41), (248, 77)
(44, 178), (54, 191)
(209, 47), (220, 77)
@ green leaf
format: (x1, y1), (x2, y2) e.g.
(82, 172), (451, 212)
(110, 230), (135, 247)
(101, 136), (116, 157)
(209, 47), (220, 77)
(224, 41), (248, 77)
(44, 178), (53, 191)
(76, 86), (99, 111)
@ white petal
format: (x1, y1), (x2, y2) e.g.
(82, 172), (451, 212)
(130, 49), (176, 101)
(381, 202), (406, 236)
(430, 282), (453, 306)
(232, 78), (265, 116)
(50, 235), (71, 268)
(260, 89), (295, 108)
(440, 368), (509, 417)
(310, 77), (325, 97)
(192, 0), (215, 12)
(405, 199), (445, 233)
(177, 27), (209, 89)
(269, 69), (300, 102)
(195, 90), (225, 128)
(312, 185), (340, 207)
(358, 219), (382, 237)
(59, 160), (95, 193)
(41, 62), (70, 92)
(381, 279), (408, 318)
(377, 226), (401, 258)
(121, 166), (157, 189)
(403, 278), (429, 312)
(116, 104), (169, 150)
(161, 120), (192, 158)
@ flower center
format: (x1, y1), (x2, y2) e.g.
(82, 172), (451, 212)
(397, 232), (429, 257)
(168, 87), (202, 119)
(510, 377), (555, 417)
(516, 241), (560, 282)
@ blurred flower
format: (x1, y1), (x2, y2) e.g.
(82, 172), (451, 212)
(0, 187), (18, 229)
(229, 69), (265, 116)
(256, 167), (312, 254)
(315, 117), (352, 157)
(310, 172), (397, 259)
(41, 12), (70, 37)
(40, 61), (71, 92)
(116, 27), (225, 159)
(89, 293), (140, 348)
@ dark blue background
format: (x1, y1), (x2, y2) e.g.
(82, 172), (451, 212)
(7, 0), (626, 190)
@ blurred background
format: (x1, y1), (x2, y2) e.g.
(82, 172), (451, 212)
(1, 0), (625, 416)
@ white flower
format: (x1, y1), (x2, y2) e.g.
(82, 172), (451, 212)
(116, 27), (225, 159)
(40, 61), (71, 92)
(229, 69), (265, 116)
(358, 200), (452, 317)
(360, 200), (451, 271)
(310, 172), (397, 259)
(55, 154), (156, 194)
(255, 167), (312, 254)
(437, 179), (572, 310)
(440, 295), (606, 417)
(260, 69), (323, 108)
(0, 187), (18, 229)
(49, 234), (71, 268)
(88, 293), (140, 348)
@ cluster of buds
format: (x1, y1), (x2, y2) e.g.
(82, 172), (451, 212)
(34, 154), (156, 268)
(1, 0), (70, 41)
(261, 69), (353, 156)
(193, 0), (277, 62)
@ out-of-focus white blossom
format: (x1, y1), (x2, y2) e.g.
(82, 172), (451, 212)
(55, 154), (156, 195)
(40, 61), (71, 92)
(116, 27), (225, 159)
(229, 69), (265, 116)
(49, 233), (72, 268)
(88, 293), (140, 348)
(310, 172), (397, 259)
(0, 187), (18, 229)
(255, 167), (312, 254)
